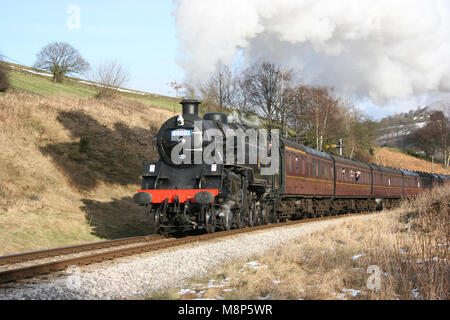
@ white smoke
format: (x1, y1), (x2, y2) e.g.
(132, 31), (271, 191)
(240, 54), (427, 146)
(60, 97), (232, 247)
(227, 110), (261, 128)
(174, 0), (450, 105)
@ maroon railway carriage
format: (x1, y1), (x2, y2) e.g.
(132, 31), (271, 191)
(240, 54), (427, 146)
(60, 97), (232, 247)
(333, 156), (372, 197)
(282, 139), (334, 196)
(370, 165), (403, 198)
(278, 138), (407, 214)
(401, 170), (422, 197)
(280, 138), (406, 201)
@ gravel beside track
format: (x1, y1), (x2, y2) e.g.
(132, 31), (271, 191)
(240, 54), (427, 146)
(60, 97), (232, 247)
(0, 214), (376, 300)
(0, 238), (169, 273)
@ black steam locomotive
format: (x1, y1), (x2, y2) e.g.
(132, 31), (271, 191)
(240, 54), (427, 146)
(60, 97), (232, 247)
(134, 99), (449, 234)
(133, 99), (278, 234)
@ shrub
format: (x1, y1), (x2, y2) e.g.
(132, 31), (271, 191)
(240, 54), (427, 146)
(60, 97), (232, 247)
(0, 62), (9, 92)
(79, 136), (90, 153)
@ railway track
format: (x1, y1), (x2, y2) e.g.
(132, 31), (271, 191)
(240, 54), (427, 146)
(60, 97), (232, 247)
(0, 212), (376, 285)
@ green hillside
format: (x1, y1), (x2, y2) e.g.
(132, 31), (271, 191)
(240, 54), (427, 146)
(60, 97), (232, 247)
(3, 62), (182, 113)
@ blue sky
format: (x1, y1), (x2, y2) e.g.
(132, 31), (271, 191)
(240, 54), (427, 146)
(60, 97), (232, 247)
(0, 1), (183, 96)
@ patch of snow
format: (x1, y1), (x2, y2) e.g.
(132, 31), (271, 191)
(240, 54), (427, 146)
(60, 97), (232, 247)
(333, 292), (346, 299)
(352, 254), (365, 260)
(177, 288), (196, 295)
(221, 277), (231, 283)
(411, 288), (420, 299)
(16, 67), (53, 77)
(342, 288), (361, 297)
(245, 261), (260, 267)
(258, 294), (270, 300)
(206, 279), (225, 288)
(272, 280), (283, 285)
(238, 260), (269, 273)
(77, 80), (147, 95)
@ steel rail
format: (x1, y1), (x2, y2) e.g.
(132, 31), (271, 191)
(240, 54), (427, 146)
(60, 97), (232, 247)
(0, 212), (376, 284)
(0, 234), (164, 266)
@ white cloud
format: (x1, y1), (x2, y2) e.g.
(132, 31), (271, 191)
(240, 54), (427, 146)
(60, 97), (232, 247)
(174, 0), (450, 107)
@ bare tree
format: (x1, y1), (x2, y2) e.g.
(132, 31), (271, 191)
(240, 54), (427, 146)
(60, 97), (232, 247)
(167, 80), (185, 98)
(274, 69), (294, 137)
(93, 60), (130, 98)
(34, 42), (89, 83)
(231, 74), (254, 115)
(288, 85), (341, 150)
(242, 62), (284, 132)
(201, 66), (234, 112)
(410, 111), (450, 168)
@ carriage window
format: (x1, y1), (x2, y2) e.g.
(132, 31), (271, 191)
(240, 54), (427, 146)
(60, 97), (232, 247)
(290, 153), (294, 173)
(318, 160), (321, 177)
(317, 160), (320, 177)
(311, 159), (316, 176)
(355, 170), (361, 182)
(302, 156), (306, 175)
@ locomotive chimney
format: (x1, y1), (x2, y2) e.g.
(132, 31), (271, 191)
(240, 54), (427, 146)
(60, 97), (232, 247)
(180, 99), (200, 116)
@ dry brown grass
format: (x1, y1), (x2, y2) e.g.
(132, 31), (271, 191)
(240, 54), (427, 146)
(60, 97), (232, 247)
(375, 147), (450, 175)
(0, 91), (171, 254)
(159, 184), (449, 300)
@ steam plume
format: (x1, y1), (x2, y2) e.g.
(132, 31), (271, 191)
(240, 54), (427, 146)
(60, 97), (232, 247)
(174, 0), (450, 104)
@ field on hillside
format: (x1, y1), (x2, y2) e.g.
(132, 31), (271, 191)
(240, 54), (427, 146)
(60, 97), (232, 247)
(0, 91), (173, 255)
(4, 63), (183, 114)
(374, 147), (450, 175)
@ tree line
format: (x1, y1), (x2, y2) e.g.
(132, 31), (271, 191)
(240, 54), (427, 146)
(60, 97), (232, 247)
(198, 62), (378, 163)
(406, 111), (450, 168)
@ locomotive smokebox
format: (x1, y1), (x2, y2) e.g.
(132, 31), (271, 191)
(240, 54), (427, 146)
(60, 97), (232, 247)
(180, 99), (200, 117)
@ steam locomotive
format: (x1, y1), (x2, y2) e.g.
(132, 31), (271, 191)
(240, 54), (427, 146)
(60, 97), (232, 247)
(134, 99), (449, 234)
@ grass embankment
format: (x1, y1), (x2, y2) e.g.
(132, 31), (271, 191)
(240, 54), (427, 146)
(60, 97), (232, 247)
(374, 147), (450, 175)
(5, 63), (182, 114)
(0, 90), (172, 255)
(152, 184), (449, 300)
